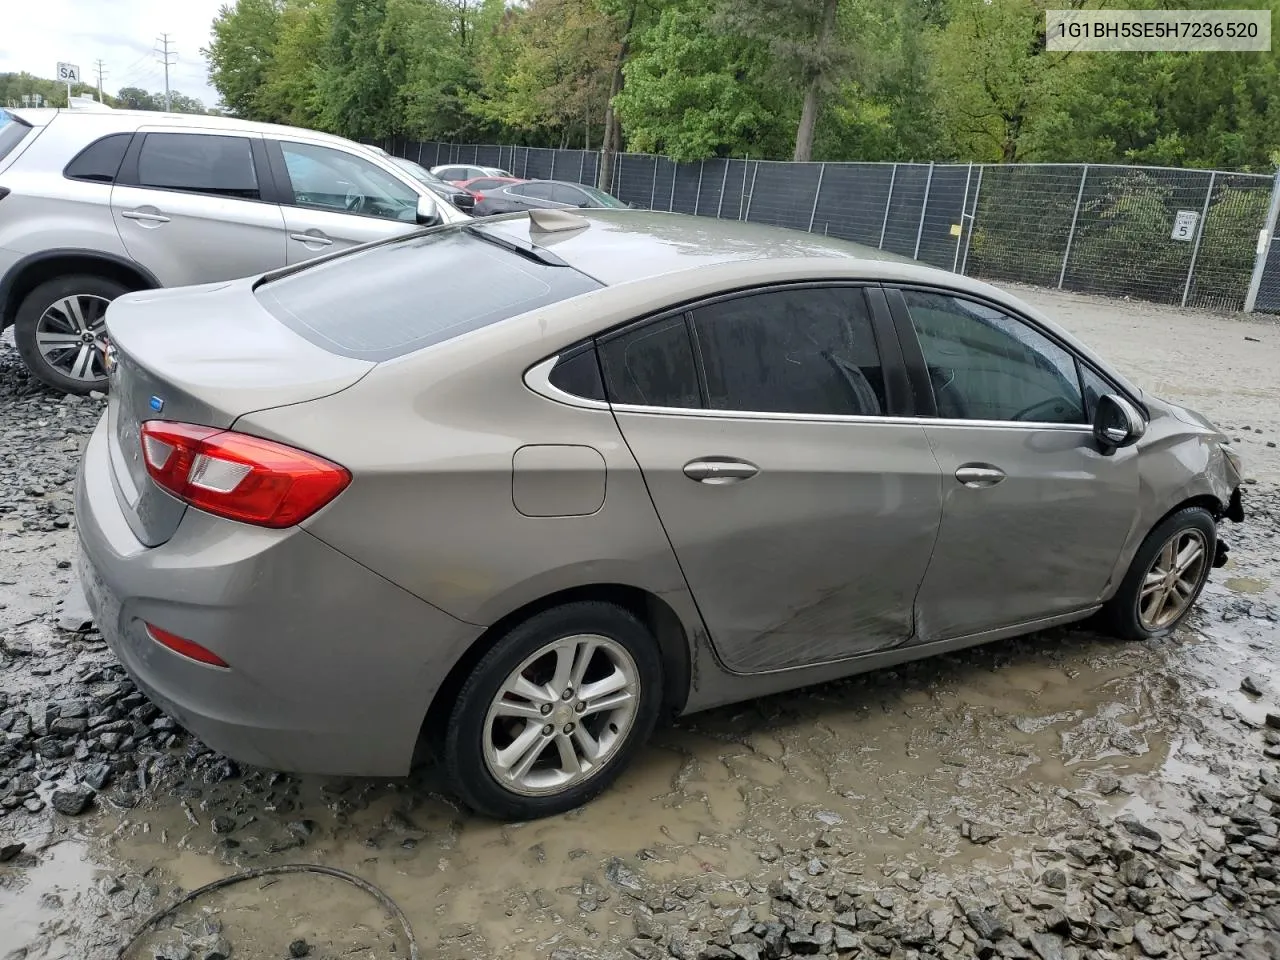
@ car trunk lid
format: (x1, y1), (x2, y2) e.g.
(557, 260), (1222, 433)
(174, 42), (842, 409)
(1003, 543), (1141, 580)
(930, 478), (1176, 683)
(105, 279), (374, 546)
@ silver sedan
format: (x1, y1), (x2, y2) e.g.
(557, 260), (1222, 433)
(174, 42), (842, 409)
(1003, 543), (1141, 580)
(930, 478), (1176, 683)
(76, 209), (1244, 819)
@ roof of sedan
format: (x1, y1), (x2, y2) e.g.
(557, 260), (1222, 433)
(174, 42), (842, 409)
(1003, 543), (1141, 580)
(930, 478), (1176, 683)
(478, 209), (919, 286)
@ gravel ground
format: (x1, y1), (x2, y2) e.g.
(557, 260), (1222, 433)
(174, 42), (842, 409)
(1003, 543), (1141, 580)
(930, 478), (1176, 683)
(1, 295), (1278, 960)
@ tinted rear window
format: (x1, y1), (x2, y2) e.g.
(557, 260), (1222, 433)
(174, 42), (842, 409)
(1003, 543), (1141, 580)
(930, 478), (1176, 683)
(64, 133), (133, 183)
(136, 133), (259, 200)
(0, 110), (32, 163)
(256, 228), (601, 361)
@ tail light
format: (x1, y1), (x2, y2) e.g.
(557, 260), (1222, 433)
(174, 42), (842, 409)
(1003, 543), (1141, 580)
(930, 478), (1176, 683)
(470, 191), (485, 202)
(139, 420), (350, 528)
(145, 623), (229, 667)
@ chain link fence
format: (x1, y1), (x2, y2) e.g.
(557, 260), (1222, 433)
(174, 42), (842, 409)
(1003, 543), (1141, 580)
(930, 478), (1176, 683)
(388, 138), (1280, 314)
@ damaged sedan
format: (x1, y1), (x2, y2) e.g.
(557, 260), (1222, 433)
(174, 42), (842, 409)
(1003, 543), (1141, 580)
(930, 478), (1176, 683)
(76, 209), (1244, 819)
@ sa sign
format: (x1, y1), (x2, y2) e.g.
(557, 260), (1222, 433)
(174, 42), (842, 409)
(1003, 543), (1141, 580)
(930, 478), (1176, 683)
(1171, 210), (1199, 242)
(57, 62), (81, 83)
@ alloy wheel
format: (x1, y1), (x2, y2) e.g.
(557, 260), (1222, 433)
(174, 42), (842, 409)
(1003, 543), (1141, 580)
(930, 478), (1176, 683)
(35, 294), (112, 384)
(1137, 528), (1208, 630)
(483, 633), (640, 797)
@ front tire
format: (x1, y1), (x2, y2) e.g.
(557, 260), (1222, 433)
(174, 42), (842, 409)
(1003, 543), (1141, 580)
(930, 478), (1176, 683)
(444, 602), (663, 820)
(1103, 506), (1216, 641)
(14, 275), (128, 394)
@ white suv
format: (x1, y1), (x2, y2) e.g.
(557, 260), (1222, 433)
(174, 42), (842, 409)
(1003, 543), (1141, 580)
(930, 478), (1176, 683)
(0, 108), (468, 393)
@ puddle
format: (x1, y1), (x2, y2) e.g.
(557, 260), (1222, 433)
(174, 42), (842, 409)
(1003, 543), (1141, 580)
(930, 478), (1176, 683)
(1224, 575), (1270, 594)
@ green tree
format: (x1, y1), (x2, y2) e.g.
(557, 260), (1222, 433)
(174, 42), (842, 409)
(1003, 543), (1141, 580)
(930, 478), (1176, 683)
(205, 0), (283, 119)
(318, 0), (402, 138)
(614, 0), (790, 160)
(116, 86), (158, 110)
(257, 0), (334, 128)
(471, 0), (619, 147)
(1, 72), (105, 108)
(716, 0), (849, 161)
(928, 0), (1072, 162)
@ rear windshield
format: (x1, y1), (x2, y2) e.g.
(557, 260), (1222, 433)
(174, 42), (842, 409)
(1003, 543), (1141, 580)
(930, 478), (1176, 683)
(255, 227), (601, 361)
(0, 110), (32, 164)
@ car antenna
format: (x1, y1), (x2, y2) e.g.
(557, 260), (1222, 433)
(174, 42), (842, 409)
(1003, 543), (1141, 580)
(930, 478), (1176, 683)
(527, 209), (590, 234)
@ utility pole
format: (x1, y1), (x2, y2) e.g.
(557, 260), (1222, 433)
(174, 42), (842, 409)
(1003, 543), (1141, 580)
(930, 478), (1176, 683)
(155, 34), (176, 111)
(94, 59), (107, 103)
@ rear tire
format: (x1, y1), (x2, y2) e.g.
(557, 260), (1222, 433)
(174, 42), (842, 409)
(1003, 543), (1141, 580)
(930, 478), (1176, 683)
(15, 275), (128, 394)
(443, 602), (663, 820)
(1102, 506), (1216, 641)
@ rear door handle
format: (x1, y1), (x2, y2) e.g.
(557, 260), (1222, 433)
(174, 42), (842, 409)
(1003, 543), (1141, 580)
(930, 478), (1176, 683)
(683, 459), (759, 484)
(289, 232), (333, 246)
(120, 210), (169, 223)
(955, 464), (1006, 488)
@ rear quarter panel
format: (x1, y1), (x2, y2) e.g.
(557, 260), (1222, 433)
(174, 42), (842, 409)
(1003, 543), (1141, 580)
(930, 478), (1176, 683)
(233, 285), (702, 632)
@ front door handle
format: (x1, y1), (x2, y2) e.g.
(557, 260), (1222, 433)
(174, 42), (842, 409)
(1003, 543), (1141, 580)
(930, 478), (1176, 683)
(683, 459), (759, 484)
(121, 209), (170, 223)
(289, 232), (333, 246)
(955, 464), (1006, 488)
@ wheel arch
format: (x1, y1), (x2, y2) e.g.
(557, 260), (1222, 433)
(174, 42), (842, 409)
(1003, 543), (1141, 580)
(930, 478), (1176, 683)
(419, 583), (693, 758)
(0, 249), (159, 330)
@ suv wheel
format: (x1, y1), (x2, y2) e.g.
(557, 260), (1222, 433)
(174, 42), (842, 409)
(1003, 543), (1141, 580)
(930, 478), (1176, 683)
(15, 275), (128, 394)
(444, 602), (664, 819)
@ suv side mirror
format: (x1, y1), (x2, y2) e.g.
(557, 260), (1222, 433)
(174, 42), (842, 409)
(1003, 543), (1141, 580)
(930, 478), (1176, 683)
(1093, 394), (1145, 450)
(415, 195), (442, 226)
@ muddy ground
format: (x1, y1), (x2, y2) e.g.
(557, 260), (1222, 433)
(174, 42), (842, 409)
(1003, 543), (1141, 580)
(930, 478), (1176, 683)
(1, 293), (1278, 960)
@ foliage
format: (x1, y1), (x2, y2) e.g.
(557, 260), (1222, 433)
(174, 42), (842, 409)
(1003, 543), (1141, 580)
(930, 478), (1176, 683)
(204, 0), (283, 119)
(195, 0), (1280, 171)
(613, 0), (791, 160)
(117, 87), (208, 114)
(1, 72), (112, 108)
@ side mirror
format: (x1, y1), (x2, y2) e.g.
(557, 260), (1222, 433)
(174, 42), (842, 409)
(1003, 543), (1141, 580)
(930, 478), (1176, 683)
(1093, 394), (1145, 450)
(415, 195), (442, 226)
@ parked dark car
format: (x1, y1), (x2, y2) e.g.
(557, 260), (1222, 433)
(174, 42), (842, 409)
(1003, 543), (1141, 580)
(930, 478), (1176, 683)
(385, 156), (477, 214)
(457, 176), (526, 203)
(472, 179), (628, 217)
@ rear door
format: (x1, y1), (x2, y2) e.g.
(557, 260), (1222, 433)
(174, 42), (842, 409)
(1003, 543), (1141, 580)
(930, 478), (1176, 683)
(110, 130), (286, 286)
(603, 285), (943, 673)
(887, 286), (1139, 642)
(267, 139), (423, 263)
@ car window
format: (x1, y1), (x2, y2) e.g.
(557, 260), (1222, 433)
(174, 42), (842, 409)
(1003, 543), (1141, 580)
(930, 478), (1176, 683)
(691, 287), (886, 416)
(0, 110), (32, 163)
(468, 178), (505, 191)
(551, 184), (587, 206)
(577, 184), (628, 209)
(902, 290), (1085, 424)
(255, 226), (601, 361)
(64, 133), (132, 183)
(599, 315), (701, 409)
(1080, 364), (1114, 419)
(548, 347), (606, 401)
(136, 133), (259, 200)
(516, 182), (556, 201)
(279, 141), (419, 222)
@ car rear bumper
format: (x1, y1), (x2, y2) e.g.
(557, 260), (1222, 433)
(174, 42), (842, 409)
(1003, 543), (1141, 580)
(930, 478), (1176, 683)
(75, 413), (482, 776)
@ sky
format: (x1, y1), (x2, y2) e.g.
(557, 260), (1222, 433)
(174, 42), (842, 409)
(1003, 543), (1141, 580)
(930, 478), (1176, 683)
(3, 0), (226, 108)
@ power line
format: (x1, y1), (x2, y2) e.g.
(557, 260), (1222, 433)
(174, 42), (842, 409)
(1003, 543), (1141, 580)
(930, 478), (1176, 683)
(93, 59), (108, 103)
(154, 33), (176, 111)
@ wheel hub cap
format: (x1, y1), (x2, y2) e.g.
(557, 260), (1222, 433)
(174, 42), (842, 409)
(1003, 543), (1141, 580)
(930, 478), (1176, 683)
(1137, 528), (1207, 631)
(482, 633), (640, 797)
(35, 294), (113, 383)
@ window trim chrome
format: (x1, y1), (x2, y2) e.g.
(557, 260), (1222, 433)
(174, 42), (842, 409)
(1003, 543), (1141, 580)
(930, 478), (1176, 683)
(523, 355), (611, 411)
